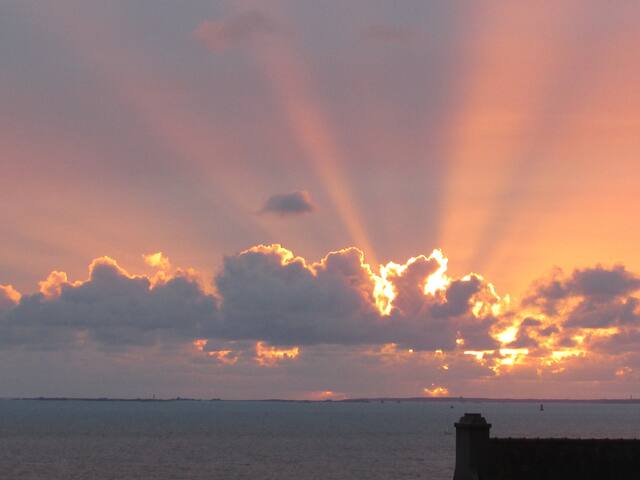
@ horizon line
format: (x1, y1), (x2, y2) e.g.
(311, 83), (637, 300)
(3, 396), (639, 403)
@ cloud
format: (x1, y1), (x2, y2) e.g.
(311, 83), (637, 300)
(4, 247), (640, 396)
(0, 245), (500, 353)
(194, 11), (278, 52)
(523, 264), (640, 315)
(38, 270), (79, 299)
(0, 285), (20, 312)
(520, 266), (640, 335)
(1, 257), (218, 350)
(260, 191), (315, 216)
(513, 264), (640, 359)
(214, 245), (499, 350)
(213, 245), (381, 345)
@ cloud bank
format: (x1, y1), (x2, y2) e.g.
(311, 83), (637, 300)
(2, 246), (640, 397)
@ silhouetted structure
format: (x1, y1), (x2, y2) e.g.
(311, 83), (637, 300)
(453, 413), (640, 480)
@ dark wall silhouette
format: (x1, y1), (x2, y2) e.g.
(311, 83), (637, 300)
(453, 413), (640, 480)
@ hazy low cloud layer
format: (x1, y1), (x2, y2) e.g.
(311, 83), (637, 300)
(2, 246), (640, 397)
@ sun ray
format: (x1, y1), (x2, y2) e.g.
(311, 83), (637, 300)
(466, 1), (628, 273)
(233, 1), (379, 265)
(25, 2), (276, 246)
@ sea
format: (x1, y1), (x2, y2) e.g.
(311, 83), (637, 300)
(1, 399), (639, 479)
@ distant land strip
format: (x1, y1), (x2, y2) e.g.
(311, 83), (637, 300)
(2, 396), (640, 403)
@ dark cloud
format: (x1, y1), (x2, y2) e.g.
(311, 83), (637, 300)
(564, 297), (640, 329)
(515, 265), (640, 361)
(521, 317), (542, 327)
(260, 191), (315, 216)
(572, 265), (640, 298)
(432, 276), (482, 318)
(213, 246), (383, 346)
(539, 325), (559, 336)
(508, 317), (547, 349)
(522, 265), (640, 331)
(0, 247), (499, 352)
(194, 12), (278, 51)
(214, 246), (498, 350)
(524, 265), (640, 315)
(4, 248), (640, 390)
(0, 258), (218, 350)
(590, 329), (640, 355)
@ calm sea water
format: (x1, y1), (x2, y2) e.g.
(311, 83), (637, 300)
(1, 399), (639, 479)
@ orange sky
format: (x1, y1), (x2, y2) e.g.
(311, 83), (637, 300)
(1, 0), (640, 398)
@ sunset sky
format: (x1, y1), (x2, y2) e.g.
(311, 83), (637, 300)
(2, 0), (640, 399)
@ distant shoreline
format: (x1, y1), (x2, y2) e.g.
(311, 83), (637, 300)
(2, 396), (639, 404)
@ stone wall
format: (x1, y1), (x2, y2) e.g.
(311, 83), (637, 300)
(453, 413), (640, 480)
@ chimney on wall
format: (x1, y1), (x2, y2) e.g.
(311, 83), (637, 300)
(453, 413), (491, 480)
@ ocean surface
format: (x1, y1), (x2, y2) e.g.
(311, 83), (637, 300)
(1, 399), (639, 479)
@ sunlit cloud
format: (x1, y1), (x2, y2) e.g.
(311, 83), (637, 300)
(38, 271), (76, 299)
(143, 252), (171, 270)
(423, 385), (449, 397)
(2, 245), (640, 396)
(305, 390), (347, 401)
(0, 285), (21, 309)
(255, 341), (300, 367)
(373, 249), (450, 316)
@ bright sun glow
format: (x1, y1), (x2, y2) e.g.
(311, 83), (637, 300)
(255, 341), (300, 367)
(423, 249), (450, 295)
(495, 326), (519, 344)
(424, 385), (450, 397)
(373, 249), (450, 316)
(143, 251), (171, 270)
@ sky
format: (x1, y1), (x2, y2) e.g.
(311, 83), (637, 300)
(2, 0), (640, 399)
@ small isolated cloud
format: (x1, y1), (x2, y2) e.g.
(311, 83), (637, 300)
(194, 11), (277, 52)
(260, 191), (315, 216)
(361, 25), (411, 43)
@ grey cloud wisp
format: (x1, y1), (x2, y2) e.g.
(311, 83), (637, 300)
(260, 191), (315, 216)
